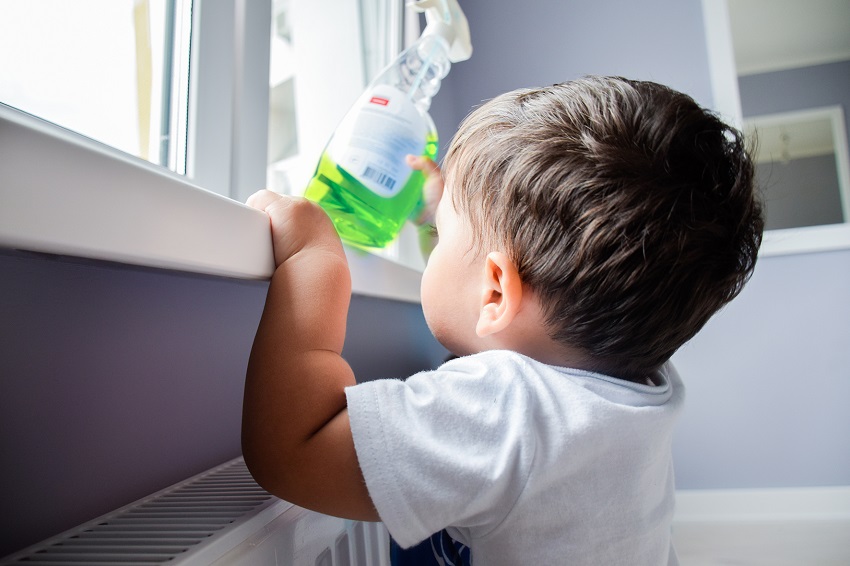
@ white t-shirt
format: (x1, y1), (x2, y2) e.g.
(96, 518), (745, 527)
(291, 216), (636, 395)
(346, 350), (684, 565)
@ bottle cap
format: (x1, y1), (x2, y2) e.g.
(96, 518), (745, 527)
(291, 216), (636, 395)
(409, 0), (472, 63)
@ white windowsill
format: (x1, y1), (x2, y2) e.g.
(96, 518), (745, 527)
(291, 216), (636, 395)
(0, 105), (422, 303)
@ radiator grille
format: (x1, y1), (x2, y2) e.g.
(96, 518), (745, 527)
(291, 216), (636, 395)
(1, 458), (281, 565)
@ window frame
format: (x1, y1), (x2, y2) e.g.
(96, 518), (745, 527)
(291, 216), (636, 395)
(188, 0), (271, 202)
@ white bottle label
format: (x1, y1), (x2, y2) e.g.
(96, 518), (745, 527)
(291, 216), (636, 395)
(327, 84), (428, 197)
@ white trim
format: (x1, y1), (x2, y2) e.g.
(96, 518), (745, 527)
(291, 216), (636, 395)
(185, 0), (235, 197)
(185, 0), (271, 201)
(833, 106), (850, 222)
(346, 248), (422, 303)
(171, 0), (193, 174)
(701, 0), (742, 128)
(0, 104), (423, 302)
(760, 223), (850, 257)
(0, 104), (274, 280)
(230, 0), (272, 204)
(737, 52), (850, 78)
(675, 486), (850, 523)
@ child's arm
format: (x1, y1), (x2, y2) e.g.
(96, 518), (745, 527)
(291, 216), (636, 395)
(242, 190), (378, 521)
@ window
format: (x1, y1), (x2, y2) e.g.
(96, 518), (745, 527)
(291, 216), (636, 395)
(1, 0), (424, 297)
(0, 0), (277, 278)
(266, 0), (426, 270)
(266, 0), (404, 196)
(0, 0), (271, 201)
(701, 0), (850, 255)
(0, 0), (191, 172)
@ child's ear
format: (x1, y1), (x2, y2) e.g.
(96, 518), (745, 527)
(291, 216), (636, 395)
(476, 252), (523, 338)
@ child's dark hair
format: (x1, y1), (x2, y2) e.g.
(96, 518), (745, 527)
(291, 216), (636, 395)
(444, 76), (764, 380)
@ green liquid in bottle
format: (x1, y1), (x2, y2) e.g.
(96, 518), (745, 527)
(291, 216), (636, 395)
(305, 131), (438, 249)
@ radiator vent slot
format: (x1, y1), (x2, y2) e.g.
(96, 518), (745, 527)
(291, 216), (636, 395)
(2, 458), (388, 566)
(1, 458), (280, 565)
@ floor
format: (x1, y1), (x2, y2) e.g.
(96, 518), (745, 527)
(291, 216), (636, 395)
(672, 519), (850, 566)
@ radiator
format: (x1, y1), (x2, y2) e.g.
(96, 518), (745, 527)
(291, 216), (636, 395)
(0, 458), (390, 566)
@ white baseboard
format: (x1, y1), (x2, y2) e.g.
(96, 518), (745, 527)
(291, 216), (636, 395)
(674, 486), (850, 523)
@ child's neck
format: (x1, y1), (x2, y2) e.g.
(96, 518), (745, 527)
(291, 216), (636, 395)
(509, 337), (590, 371)
(480, 289), (589, 370)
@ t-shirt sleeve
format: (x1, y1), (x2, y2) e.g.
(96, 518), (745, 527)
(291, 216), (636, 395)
(345, 354), (537, 548)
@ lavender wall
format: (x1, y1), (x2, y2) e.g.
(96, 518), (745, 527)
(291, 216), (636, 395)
(0, 249), (444, 557)
(430, 0), (713, 158)
(0, 250), (264, 555)
(672, 249), (850, 489)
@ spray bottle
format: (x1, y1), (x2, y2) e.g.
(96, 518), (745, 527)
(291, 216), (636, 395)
(304, 0), (472, 249)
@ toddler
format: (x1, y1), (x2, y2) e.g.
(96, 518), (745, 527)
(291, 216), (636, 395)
(242, 76), (764, 565)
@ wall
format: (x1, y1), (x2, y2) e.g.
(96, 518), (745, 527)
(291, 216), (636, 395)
(430, 0), (850, 491)
(0, 250), (444, 557)
(0, 250), (260, 555)
(672, 249), (850, 489)
(431, 0), (713, 154)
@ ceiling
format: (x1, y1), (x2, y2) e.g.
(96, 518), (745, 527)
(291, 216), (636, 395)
(728, 0), (850, 76)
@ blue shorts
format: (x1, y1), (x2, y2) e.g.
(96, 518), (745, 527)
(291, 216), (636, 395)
(390, 530), (471, 566)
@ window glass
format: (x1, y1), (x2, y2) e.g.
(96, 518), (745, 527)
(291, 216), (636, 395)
(264, 0), (427, 270)
(266, 0), (402, 197)
(0, 0), (191, 172)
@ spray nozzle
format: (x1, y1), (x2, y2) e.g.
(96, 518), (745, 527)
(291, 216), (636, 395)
(408, 0), (472, 63)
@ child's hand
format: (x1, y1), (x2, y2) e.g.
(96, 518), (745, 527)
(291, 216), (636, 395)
(406, 155), (443, 258)
(247, 190), (344, 268)
(407, 155), (443, 226)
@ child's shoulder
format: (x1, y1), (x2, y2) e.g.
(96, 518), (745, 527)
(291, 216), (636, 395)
(430, 350), (547, 389)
